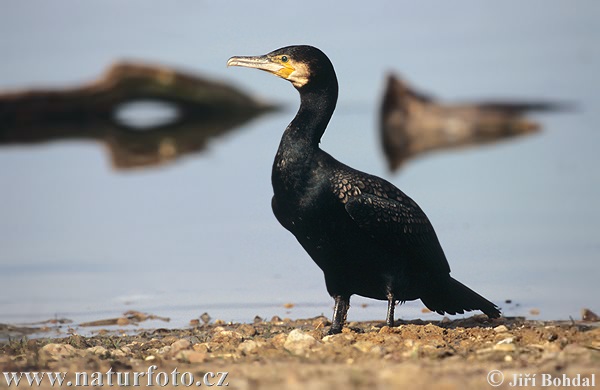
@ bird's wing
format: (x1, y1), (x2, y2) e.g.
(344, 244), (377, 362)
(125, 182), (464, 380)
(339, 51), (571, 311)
(344, 193), (451, 274)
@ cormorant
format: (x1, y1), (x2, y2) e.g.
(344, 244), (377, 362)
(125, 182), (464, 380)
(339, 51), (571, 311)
(228, 45), (500, 334)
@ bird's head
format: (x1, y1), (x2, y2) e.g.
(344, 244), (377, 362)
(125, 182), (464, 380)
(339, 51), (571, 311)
(227, 45), (336, 90)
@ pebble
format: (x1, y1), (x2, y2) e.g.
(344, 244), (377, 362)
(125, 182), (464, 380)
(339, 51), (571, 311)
(39, 343), (76, 361)
(111, 348), (129, 358)
(212, 330), (243, 345)
(86, 346), (108, 355)
(493, 325), (509, 333)
(238, 340), (260, 354)
(176, 350), (207, 363)
(237, 324), (257, 337)
(493, 343), (516, 352)
(497, 337), (514, 345)
(200, 312), (211, 324)
(193, 343), (210, 353)
(170, 339), (191, 353)
(283, 329), (318, 355)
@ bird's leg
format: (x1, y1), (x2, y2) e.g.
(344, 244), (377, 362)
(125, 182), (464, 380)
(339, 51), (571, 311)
(329, 295), (350, 335)
(386, 293), (395, 327)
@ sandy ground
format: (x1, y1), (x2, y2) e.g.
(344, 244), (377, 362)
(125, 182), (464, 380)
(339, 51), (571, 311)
(1, 314), (599, 389)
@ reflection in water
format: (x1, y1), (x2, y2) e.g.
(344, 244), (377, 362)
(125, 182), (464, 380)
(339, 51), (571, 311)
(380, 74), (567, 171)
(0, 62), (278, 169)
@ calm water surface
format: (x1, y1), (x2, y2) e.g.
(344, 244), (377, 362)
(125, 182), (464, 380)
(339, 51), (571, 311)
(1, 1), (599, 330)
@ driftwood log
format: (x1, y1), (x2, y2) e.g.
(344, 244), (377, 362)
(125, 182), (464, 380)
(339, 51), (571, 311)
(380, 74), (564, 171)
(0, 62), (278, 169)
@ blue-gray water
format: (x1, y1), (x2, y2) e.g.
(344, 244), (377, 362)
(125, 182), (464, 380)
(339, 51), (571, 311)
(1, 1), (599, 330)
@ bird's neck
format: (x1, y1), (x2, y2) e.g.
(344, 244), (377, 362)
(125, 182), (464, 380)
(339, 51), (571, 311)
(282, 84), (338, 149)
(272, 83), (338, 196)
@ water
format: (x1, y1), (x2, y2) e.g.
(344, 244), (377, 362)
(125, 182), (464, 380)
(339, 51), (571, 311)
(1, 1), (599, 331)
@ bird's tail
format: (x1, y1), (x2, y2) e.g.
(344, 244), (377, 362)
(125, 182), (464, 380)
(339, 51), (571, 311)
(420, 276), (501, 318)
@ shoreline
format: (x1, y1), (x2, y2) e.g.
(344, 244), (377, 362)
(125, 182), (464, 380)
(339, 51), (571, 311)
(2, 315), (599, 389)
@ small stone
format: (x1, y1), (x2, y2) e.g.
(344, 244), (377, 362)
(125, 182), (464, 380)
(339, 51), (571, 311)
(213, 319), (225, 325)
(212, 330), (243, 345)
(270, 333), (287, 348)
(192, 343), (210, 353)
(238, 340), (260, 354)
(40, 343), (76, 361)
(493, 325), (509, 333)
(189, 319), (200, 326)
(86, 346), (108, 355)
(170, 339), (191, 354)
(529, 308), (540, 316)
(313, 317), (329, 329)
(497, 337), (514, 345)
(270, 315), (282, 323)
(237, 324), (256, 337)
(283, 303), (295, 309)
(493, 343), (516, 352)
(353, 340), (375, 353)
(200, 312), (211, 324)
(111, 348), (128, 358)
(176, 350), (207, 363)
(504, 354), (513, 362)
(379, 326), (391, 334)
(253, 315), (263, 323)
(145, 355), (156, 361)
(283, 329), (318, 355)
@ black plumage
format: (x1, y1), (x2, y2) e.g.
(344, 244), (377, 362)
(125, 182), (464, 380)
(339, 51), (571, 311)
(228, 45), (500, 334)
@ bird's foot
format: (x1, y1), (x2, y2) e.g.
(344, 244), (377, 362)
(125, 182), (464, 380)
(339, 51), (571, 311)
(327, 326), (343, 335)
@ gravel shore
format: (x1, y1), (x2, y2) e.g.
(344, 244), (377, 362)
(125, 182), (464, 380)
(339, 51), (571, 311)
(1, 315), (599, 389)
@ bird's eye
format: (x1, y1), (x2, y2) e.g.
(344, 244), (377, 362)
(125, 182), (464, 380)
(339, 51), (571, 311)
(281, 55), (288, 63)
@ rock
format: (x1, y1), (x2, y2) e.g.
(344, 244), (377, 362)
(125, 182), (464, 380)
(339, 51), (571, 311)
(212, 330), (243, 345)
(493, 325), (509, 333)
(193, 343), (210, 353)
(353, 340), (377, 354)
(111, 348), (129, 358)
(493, 343), (516, 352)
(40, 343), (76, 361)
(284, 329), (318, 355)
(86, 346), (108, 356)
(189, 319), (200, 326)
(237, 324), (257, 337)
(238, 340), (261, 354)
(176, 350), (207, 363)
(497, 337), (514, 345)
(200, 312), (211, 324)
(170, 339), (191, 354)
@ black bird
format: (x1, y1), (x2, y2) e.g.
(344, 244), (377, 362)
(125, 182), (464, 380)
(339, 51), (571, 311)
(228, 45), (500, 334)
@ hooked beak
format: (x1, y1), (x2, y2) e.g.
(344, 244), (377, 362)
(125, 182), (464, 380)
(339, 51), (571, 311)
(227, 55), (285, 76)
